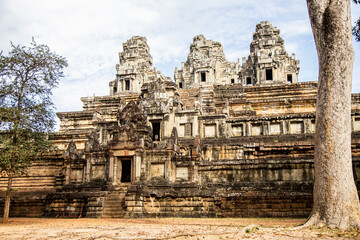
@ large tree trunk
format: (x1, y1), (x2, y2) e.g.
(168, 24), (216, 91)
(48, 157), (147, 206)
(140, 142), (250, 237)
(2, 171), (13, 224)
(306, 0), (360, 229)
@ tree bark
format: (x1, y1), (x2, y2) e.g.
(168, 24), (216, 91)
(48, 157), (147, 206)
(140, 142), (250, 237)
(2, 170), (13, 224)
(306, 0), (360, 229)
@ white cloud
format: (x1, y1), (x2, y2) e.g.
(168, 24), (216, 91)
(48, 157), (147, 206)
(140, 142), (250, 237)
(1, 0), (360, 119)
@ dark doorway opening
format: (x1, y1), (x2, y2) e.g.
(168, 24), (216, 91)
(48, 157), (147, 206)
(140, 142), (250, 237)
(152, 122), (161, 141)
(201, 72), (206, 82)
(246, 77), (252, 85)
(121, 160), (132, 183)
(125, 80), (130, 90)
(265, 68), (273, 80)
(287, 74), (293, 83)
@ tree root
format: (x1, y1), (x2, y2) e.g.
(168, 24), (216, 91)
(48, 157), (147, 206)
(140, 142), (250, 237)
(295, 212), (360, 230)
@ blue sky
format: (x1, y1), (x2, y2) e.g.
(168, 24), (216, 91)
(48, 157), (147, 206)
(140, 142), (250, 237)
(1, 0), (360, 119)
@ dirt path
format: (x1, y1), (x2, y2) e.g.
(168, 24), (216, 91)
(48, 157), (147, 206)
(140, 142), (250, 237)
(0, 218), (359, 239)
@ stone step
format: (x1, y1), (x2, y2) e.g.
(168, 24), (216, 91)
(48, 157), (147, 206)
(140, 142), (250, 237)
(105, 200), (124, 203)
(103, 213), (125, 217)
(103, 211), (124, 215)
(106, 197), (125, 201)
(102, 214), (125, 218)
(101, 190), (128, 218)
(103, 206), (124, 211)
(103, 206), (123, 209)
(107, 193), (126, 198)
(103, 212), (124, 216)
(106, 198), (124, 201)
(103, 207), (124, 211)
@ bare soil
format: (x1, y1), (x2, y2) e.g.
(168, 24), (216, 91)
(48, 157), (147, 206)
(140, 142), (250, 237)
(0, 218), (359, 240)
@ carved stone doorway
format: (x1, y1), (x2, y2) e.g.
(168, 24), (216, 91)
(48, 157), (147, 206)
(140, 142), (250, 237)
(121, 160), (131, 182)
(117, 157), (133, 183)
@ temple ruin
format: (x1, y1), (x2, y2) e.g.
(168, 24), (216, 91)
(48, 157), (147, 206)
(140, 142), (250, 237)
(1, 21), (360, 218)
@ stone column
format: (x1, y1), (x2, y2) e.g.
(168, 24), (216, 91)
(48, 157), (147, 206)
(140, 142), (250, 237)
(65, 160), (71, 184)
(117, 80), (121, 93)
(109, 155), (115, 184)
(256, 69), (260, 84)
(135, 155), (141, 181)
(86, 158), (91, 182)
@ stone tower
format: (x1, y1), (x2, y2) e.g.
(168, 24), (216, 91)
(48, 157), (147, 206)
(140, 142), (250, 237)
(240, 21), (300, 85)
(174, 34), (240, 89)
(109, 36), (170, 95)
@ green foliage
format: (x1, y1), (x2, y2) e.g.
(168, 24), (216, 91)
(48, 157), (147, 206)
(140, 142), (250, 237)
(245, 225), (260, 233)
(353, 18), (360, 42)
(0, 131), (53, 174)
(0, 39), (67, 175)
(353, 0), (360, 42)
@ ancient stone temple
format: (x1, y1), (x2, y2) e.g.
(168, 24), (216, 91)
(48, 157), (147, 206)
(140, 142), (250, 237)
(1, 21), (360, 218)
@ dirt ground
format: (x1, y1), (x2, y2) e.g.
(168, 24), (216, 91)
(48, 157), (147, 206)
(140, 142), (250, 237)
(0, 218), (359, 240)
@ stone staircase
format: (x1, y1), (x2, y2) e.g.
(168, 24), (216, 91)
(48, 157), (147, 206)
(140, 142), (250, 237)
(102, 188), (127, 218)
(179, 88), (200, 110)
(200, 86), (216, 114)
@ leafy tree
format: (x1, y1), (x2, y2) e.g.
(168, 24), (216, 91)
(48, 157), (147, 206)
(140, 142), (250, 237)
(0, 40), (67, 223)
(353, 0), (360, 41)
(306, 0), (360, 229)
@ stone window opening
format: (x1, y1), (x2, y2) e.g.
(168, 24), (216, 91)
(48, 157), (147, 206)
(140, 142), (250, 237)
(354, 117), (360, 132)
(246, 77), (252, 85)
(179, 123), (192, 137)
(125, 80), (130, 91)
(287, 74), (293, 83)
(152, 121), (161, 141)
(201, 72), (206, 82)
(204, 123), (216, 138)
(311, 119), (316, 133)
(113, 86), (117, 94)
(101, 129), (108, 143)
(231, 79), (235, 84)
(265, 68), (273, 80)
(290, 121), (304, 134)
(185, 123), (192, 137)
(270, 122), (282, 135)
(179, 82), (183, 89)
(232, 124), (244, 136)
(251, 123), (263, 136)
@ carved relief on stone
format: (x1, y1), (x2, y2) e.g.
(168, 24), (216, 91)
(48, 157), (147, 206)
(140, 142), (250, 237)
(84, 131), (102, 153)
(139, 79), (182, 115)
(65, 141), (82, 161)
(111, 100), (152, 148)
(117, 100), (146, 127)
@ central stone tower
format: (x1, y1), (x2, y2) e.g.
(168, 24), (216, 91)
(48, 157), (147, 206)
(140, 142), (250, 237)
(174, 34), (240, 89)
